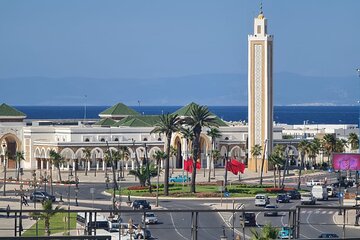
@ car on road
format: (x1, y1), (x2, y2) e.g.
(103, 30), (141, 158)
(108, 217), (123, 232)
(326, 186), (337, 197)
(263, 205), (278, 216)
(286, 190), (301, 200)
(301, 193), (316, 205)
(276, 194), (290, 203)
(132, 200), (152, 210)
(30, 191), (56, 202)
(318, 233), (339, 238)
(169, 175), (191, 183)
(239, 212), (256, 226)
(142, 212), (158, 224)
(312, 185), (328, 200)
(306, 179), (324, 187)
(255, 194), (270, 206)
(278, 226), (294, 239)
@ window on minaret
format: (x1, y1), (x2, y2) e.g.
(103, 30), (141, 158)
(257, 25), (261, 34)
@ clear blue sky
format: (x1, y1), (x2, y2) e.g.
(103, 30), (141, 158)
(0, 0), (359, 105)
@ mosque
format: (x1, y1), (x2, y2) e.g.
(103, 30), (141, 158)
(0, 10), (356, 175)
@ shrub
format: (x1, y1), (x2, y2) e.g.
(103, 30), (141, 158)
(265, 187), (295, 193)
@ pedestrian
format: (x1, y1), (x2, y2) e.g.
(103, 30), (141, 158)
(6, 204), (10, 218)
(23, 195), (29, 206)
(355, 205), (360, 226)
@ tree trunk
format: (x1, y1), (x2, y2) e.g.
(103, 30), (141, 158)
(273, 169), (277, 188)
(85, 160), (88, 176)
(50, 165), (53, 195)
(207, 159), (212, 182)
(16, 161), (20, 181)
(191, 129), (201, 193)
(164, 135), (171, 196)
(57, 167), (62, 182)
(45, 219), (50, 236)
(297, 155), (304, 190)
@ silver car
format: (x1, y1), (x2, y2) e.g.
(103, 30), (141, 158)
(142, 212), (158, 224)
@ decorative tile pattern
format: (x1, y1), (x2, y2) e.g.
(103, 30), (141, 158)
(254, 44), (262, 146)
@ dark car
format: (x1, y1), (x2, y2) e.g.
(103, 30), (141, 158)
(264, 205), (278, 216)
(132, 200), (151, 210)
(318, 233), (339, 238)
(276, 194), (290, 203)
(287, 190), (301, 200)
(239, 212), (256, 226)
(30, 191), (56, 202)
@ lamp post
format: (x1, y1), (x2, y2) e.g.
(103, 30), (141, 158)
(14, 183), (28, 236)
(2, 142), (7, 196)
(220, 225), (228, 240)
(356, 68), (360, 205)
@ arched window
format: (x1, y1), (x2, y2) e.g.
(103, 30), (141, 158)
(157, 138), (162, 141)
(85, 138), (90, 142)
(114, 138), (119, 141)
(225, 137), (229, 141)
(100, 138), (105, 142)
(143, 138), (148, 141)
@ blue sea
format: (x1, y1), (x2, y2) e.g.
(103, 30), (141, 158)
(15, 106), (360, 125)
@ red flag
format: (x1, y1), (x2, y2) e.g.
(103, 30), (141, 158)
(226, 159), (246, 175)
(184, 158), (201, 173)
(196, 159), (201, 169)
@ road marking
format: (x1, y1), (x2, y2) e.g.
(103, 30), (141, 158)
(321, 211), (327, 214)
(328, 211), (334, 214)
(315, 210), (320, 214)
(306, 210), (324, 234)
(301, 210), (307, 214)
(169, 212), (189, 240)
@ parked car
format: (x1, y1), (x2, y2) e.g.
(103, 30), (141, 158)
(30, 191), (56, 202)
(287, 190), (301, 200)
(169, 175), (191, 183)
(301, 193), (316, 205)
(255, 194), (270, 206)
(312, 185), (328, 200)
(306, 179), (324, 187)
(132, 200), (151, 210)
(318, 233), (339, 238)
(276, 194), (290, 203)
(239, 212), (256, 226)
(278, 226), (294, 239)
(263, 205), (278, 216)
(142, 212), (158, 224)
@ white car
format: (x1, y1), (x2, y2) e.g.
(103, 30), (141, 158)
(142, 212), (158, 224)
(306, 180), (323, 187)
(301, 193), (316, 205)
(255, 194), (270, 206)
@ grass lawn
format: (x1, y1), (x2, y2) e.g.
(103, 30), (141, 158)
(109, 183), (304, 198)
(23, 212), (77, 237)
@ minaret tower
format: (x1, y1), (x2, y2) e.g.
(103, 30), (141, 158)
(247, 4), (273, 172)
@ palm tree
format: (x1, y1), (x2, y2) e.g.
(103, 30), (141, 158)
(49, 150), (64, 183)
(206, 127), (222, 182)
(83, 148), (91, 176)
(322, 134), (336, 166)
(153, 150), (167, 206)
(15, 151), (25, 181)
(180, 127), (194, 181)
(268, 152), (282, 188)
(348, 133), (359, 152)
(297, 140), (310, 190)
(119, 146), (129, 178)
(250, 223), (279, 240)
(128, 164), (160, 188)
(151, 113), (182, 196)
(184, 104), (219, 193)
(30, 200), (62, 236)
(250, 144), (262, 173)
(309, 138), (321, 167)
(272, 144), (285, 186)
(335, 139), (347, 153)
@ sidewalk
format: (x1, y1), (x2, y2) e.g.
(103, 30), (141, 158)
(333, 199), (360, 229)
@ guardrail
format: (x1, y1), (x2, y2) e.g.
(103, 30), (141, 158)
(0, 206), (359, 240)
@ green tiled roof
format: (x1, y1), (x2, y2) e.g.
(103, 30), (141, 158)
(114, 115), (160, 127)
(94, 118), (116, 127)
(0, 103), (26, 117)
(173, 102), (228, 126)
(99, 103), (140, 117)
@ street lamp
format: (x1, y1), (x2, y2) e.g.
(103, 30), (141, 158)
(2, 142), (7, 196)
(220, 225), (228, 240)
(75, 187), (79, 206)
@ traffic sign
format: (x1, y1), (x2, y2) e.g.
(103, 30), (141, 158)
(224, 191), (230, 197)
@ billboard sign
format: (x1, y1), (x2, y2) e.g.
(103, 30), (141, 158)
(332, 153), (360, 171)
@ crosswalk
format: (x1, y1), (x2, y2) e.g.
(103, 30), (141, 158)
(300, 210), (335, 215)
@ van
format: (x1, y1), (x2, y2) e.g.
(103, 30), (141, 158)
(255, 194), (270, 206)
(312, 185), (328, 200)
(326, 186), (337, 197)
(76, 212), (109, 230)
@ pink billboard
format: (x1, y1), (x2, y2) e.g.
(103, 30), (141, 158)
(332, 153), (360, 171)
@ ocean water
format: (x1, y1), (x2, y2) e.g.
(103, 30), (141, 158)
(15, 106), (360, 125)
